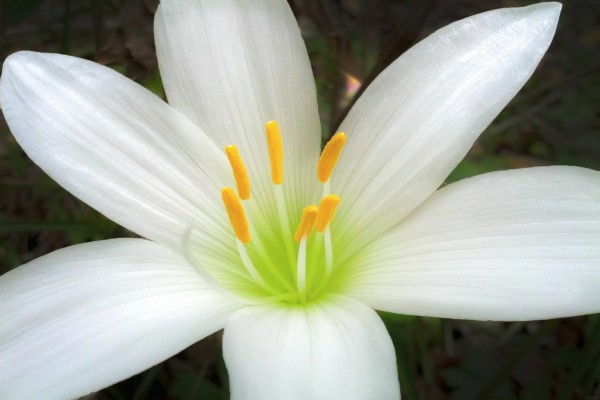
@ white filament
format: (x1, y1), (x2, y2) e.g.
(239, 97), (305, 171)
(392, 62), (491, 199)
(296, 236), (308, 302)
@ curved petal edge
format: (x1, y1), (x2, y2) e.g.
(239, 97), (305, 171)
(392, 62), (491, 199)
(223, 296), (400, 400)
(0, 239), (239, 400)
(333, 3), (562, 245)
(344, 166), (600, 321)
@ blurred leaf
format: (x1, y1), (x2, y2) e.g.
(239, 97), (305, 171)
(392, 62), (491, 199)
(380, 312), (420, 399)
(444, 349), (516, 400)
(446, 153), (512, 183)
(169, 373), (226, 400)
(96, 0), (159, 79)
(520, 380), (550, 400)
(4, 0), (45, 25)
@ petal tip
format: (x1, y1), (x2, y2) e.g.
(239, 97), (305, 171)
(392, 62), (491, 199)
(525, 2), (562, 21)
(1, 51), (48, 86)
(3, 50), (37, 70)
(1, 51), (46, 109)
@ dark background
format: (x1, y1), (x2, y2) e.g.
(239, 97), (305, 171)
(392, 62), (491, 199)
(1, 0), (599, 399)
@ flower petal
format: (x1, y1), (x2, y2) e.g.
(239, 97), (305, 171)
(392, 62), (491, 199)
(332, 3), (561, 244)
(0, 239), (238, 400)
(155, 0), (321, 214)
(0, 51), (232, 249)
(223, 296), (399, 400)
(343, 166), (600, 321)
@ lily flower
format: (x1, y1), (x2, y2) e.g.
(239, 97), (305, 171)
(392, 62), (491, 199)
(0, 1), (598, 399)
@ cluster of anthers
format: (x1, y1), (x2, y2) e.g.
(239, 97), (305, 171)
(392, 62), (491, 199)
(219, 121), (346, 304)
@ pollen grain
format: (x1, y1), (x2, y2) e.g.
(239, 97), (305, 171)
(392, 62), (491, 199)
(221, 188), (251, 243)
(294, 205), (318, 241)
(266, 121), (284, 185)
(316, 195), (341, 232)
(225, 145), (251, 200)
(317, 132), (347, 183)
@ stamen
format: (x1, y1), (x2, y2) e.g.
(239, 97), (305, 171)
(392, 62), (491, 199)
(317, 132), (346, 183)
(225, 145), (251, 200)
(266, 121), (284, 185)
(266, 120), (296, 270)
(316, 195), (341, 233)
(221, 188), (251, 243)
(294, 205), (318, 242)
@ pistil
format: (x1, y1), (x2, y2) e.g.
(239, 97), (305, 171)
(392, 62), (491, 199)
(266, 121), (295, 270)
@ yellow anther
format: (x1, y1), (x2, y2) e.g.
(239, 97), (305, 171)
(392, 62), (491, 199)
(266, 121), (284, 185)
(294, 205), (318, 242)
(225, 145), (251, 200)
(221, 188), (251, 243)
(317, 132), (347, 183)
(316, 195), (341, 232)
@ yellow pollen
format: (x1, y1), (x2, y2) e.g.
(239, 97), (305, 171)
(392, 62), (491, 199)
(317, 132), (346, 183)
(294, 205), (318, 242)
(221, 188), (251, 243)
(266, 121), (284, 185)
(316, 195), (341, 232)
(225, 145), (251, 200)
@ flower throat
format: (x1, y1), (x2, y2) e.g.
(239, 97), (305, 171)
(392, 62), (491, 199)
(219, 121), (346, 304)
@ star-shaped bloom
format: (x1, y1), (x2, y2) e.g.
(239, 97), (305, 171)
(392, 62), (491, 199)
(0, 1), (598, 399)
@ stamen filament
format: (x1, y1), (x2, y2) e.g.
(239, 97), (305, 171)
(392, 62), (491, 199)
(225, 145), (251, 200)
(266, 121), (297, 270)
(312, 195), (340, 299)
(296, 236), (308, 302)
(274, 184), (296, 270)
(311, 225), (334, 300)
(316, 195), (341, 233)
(324, 225), (333, 279)
(317, 132), (346, 183)
(266, 121), (284, 185)
(322, 180), (331, 198)
(221, 188), (251, 243)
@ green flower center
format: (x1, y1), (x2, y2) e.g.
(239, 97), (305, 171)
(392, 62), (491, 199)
(186, 121), (349, 305)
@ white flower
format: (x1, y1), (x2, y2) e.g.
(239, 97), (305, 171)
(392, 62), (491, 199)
(0, 1), (598, 399)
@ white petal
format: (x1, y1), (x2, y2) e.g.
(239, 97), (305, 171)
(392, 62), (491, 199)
(0, 239), (238, 400)
(332, 3), (561, 244)
(343, 166), (600, 321)
(0, 51), (232, 249)
(155, 0), (321, 216)
(223, 296), (399, 400)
